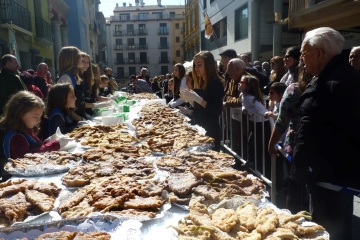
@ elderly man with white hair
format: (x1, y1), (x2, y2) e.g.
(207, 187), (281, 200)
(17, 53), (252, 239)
(292, 27), (360, 239)
(223, 58), (246, 107)
(349, 46), (360, 72)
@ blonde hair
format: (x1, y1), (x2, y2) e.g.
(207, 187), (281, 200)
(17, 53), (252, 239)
(58, 46), (81, 83)
(192, 51), (222, 90)
(270, 56), (287, 82)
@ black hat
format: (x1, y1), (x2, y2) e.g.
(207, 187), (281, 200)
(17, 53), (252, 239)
(219, 49), (237, 59)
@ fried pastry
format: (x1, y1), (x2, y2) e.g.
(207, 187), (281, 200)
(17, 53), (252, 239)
(167, 172), (201, 196)
(0, 192), (29, 223)
(211, 208), (238, 232)
(25, 189), (55, 212)
(35, 231), (77, 240)
(123, 196), (164, 209)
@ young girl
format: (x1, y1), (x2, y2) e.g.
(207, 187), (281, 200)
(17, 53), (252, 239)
(91, 64), (109, 102)
(47, 84), (78, 136)
(239, 75), (270, 173)
(185, 70), (194, 90)
(57, 46), (85, 121)
(0, 91), (70, 174)
(173, 63), (186, 92)
(180, 51), (224, 151)
(164, 78), (174, 104)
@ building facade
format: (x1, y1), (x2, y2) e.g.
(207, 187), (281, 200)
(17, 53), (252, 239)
(0, 0), (54, 72)
(107, 0), (185, 80)
(184, 0), (200, 61)
(200, 0), (299, 63)
(49, 0), (69, 75)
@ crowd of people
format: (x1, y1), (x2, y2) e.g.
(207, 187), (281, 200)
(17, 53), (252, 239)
(0, 27), (359, 239)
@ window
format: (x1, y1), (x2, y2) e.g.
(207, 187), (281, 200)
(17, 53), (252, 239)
(138, 24), (146, 34)
(161, 66), (168, 75)
(159, 23), (167, 34)
(170, 11), (175, 19)
(160, 37), (167, 48)
(176, 50), (180, 57)
(140, 52), (148, 63)
(160, 52), (168, 62)
(115, 25), (122, 35)
(127, 38), (135, 49)
(176, 37), (180, 43)
(115, 39), (123, 48)
(116, 53), (123, 63)
(129, 67), (136, 76)
(210, 0), (215, 3)
(120, 13), (130, 20)
(235, 4), (248, 40)
(138, 13), (148, 20)
(139, 38), (147, 49)
(101, 51), (106, 62)
(153, 12), (163, 19)
(117, 67), (124, 78)
(127, 24), (134, 35)
(210, 17), (227, 42)
(203, 0), (207, 9)
(128, 52), (135, 62)
(175, 23), (179, 29)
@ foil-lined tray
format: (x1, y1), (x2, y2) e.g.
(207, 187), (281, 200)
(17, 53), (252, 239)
(0, 215), (142, 240)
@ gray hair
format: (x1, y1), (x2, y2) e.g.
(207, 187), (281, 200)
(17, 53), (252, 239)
(141, 68), (148, 72)
(262, 61), (269, 68)
(302, 27), (344, 56)
(37, 62), (48, 69)
(228, 58), (246, 70)
(351, 46), (360, 53)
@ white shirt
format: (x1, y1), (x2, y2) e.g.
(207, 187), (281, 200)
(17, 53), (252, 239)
(241, 93), (267, 122)
(57, 74), (74, 87)
(180, 76), (187, 90)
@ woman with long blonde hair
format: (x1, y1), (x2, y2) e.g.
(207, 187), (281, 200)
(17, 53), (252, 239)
(180, 51), (225, 151)
(270, 56), (287, 82)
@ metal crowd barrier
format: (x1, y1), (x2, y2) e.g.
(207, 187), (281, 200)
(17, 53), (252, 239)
(220, 107), (277, 204)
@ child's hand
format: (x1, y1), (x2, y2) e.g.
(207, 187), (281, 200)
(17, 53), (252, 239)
(264, 111), (274, 118)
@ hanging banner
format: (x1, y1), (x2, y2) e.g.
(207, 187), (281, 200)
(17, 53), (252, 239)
(8, 29), (21, 67)
(204, 14), (214, 39)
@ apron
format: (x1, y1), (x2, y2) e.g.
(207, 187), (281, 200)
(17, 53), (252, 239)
(48, 108), (73, 136)
(3, 130), (42, 160)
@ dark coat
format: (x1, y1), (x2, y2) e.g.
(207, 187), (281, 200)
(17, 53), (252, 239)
(291, 54), (360, 187)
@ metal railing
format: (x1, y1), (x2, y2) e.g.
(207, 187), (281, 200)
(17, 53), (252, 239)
(159, 57), (170, 63)
(158, 28), (169, 35)
(139, 57), (149, 64)
(158, 42), (169, 49)
(220, 107), (277, 204)
(0, 0), (32, 31)
(110, 14), (185, 21)
(113, 30), (124, 36)
(124, 30), (135, 36)
(137, 43), (148, 49)
(114, 44), (124, 50)
(126, 58), (138, 64)
(114, 72), (128, 79)
(125, 44), (136, 50)
(114, 58), (126, 64)
(289, 0), (327, 14)
(136, 29), (148, 35)
(35, 17), (52, 42)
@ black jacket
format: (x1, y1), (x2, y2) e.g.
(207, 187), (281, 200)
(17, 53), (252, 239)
(291, 54), (360, 187)
(33, 75), (48, 97)
(245, 67), (269, 90)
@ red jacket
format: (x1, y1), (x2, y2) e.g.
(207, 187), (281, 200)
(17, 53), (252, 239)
(26, 84), (44, 100)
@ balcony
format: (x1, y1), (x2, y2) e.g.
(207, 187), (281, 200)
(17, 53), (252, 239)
(0, 0), (32, 34)
(158, 42), (169, 49)
(158, 28), (169, 35)
(114, 44), (124, 50)
(114, 72), (128, 79)
(137, 43), (148, 49)
(126, 58), (138, 64)
(124, 30), (135, 36)
(181, 27), (185, 34)
(136, 29), (148, 35)
(159, 57), (170, 63)
(113, 30), (124, 36)
(35, 17), (53, 47)
(110, 14), (185, 22)
(114, 58), (126, 64)
(288, 0), (360, 31)
(125, 44), (136, 50)
(139, 57), (149, 64)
